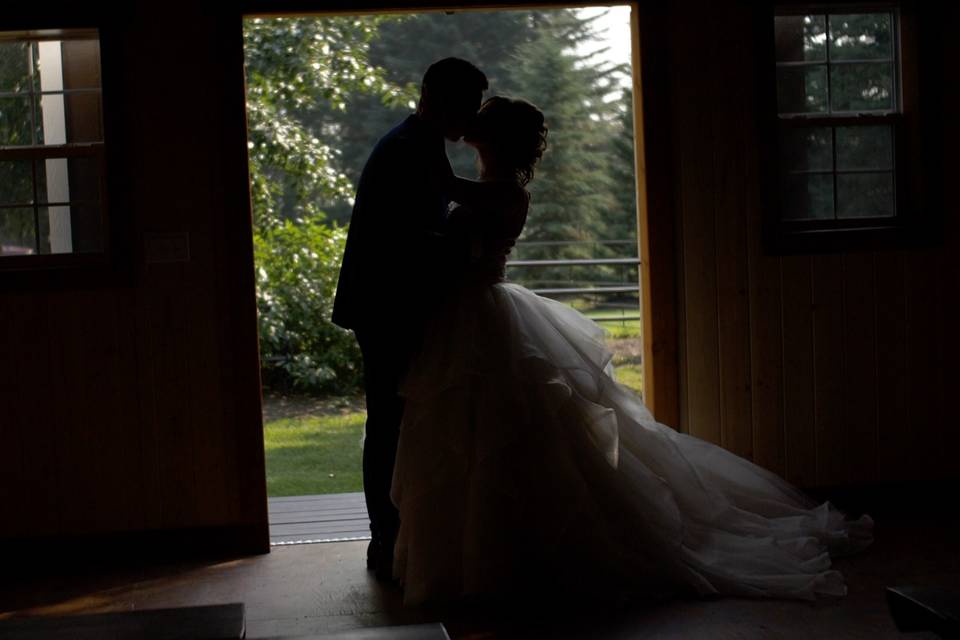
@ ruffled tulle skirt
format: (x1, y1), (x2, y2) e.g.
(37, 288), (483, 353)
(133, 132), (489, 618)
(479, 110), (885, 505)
(390, 281), (874, 606)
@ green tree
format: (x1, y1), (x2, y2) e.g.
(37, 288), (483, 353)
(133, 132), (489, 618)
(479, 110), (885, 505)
(242, 17), (412, 393)
(0, 41), (39, 253)
(322, 10), (541, 224)
(253, 219), (361, 393)
(242, 16), (414, 230)
(321, 9), (636, 290)
(507, 10), (627, 287)
(607, 87), (638, 249)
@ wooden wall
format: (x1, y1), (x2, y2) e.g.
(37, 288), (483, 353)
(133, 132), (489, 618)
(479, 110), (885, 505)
(649, 1), (959, 488)
(0, 6), (269, 550)
(0, 0), (956, 555)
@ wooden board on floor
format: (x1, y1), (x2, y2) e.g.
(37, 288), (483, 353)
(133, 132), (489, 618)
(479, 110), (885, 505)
(0, 603), (245, 640)
(269, 493), (370, 545)
(266, 623), (451, 639)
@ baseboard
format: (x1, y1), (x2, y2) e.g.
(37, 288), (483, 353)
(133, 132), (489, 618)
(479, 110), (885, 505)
(2, 523), (270, 578)
(804, 478), (960, 520)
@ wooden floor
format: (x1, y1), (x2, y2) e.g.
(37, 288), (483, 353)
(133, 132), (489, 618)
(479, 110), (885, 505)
(0, 513), (955, 638)
(269, 492), (371, 546)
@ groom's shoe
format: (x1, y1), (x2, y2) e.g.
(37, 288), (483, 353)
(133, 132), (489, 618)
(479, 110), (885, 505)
(366, 539), (379, 572)
(366, 538), (394, 581)
(366, 538), (397, 583)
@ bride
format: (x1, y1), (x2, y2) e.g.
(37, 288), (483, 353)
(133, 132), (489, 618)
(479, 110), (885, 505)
(389, 96), (874, 607)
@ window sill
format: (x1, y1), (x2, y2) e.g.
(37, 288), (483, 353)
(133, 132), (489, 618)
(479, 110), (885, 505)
(764, 217), (944, 255)
(0, 248), (135, 291)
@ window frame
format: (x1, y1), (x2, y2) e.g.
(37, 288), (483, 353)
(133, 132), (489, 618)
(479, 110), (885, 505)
(0, 25), (130, 286)
(759, 1), (942, 255)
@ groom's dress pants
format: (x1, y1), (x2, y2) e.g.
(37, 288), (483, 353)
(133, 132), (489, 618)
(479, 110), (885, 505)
(354, 326), (416, 551)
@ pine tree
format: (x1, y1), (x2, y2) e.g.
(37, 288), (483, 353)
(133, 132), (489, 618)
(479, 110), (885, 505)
(322, 10), (539, 223)
(607, 87), (639, 252)
(507, 10), (626, 289)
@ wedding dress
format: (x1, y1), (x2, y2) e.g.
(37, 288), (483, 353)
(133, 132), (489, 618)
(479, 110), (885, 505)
(389, 194), (874, 607)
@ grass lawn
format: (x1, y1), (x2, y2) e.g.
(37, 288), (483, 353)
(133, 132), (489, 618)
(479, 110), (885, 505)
(613, 363), (643, 392)
(264, 365), (641, 498)
(263, 395), (365, 497)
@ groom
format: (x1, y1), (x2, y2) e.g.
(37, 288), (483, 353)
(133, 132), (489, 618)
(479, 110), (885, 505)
(331, 57), (488, 579)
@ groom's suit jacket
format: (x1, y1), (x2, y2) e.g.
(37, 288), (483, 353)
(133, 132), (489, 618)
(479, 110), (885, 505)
(332, 115), (455, 336)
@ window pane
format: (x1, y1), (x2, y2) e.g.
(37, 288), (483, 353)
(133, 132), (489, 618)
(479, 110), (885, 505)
(0, 41), (32, 92)
(831, 63), (894, 112)
(0, 96), (35, 145)
(0, 31), (105, 261)
(836, 126), (893, 171)
(59, 39), (102, 90)
(68, 205), (103, 253)
(64, 92), (103, 142)
(780, 127), (832, 172)
(775, 15), (827, 62)
(68, 154), (101, 203)
(777, 65), (828, 114)
(829, 13), (893, 61)
(35, 156), (101, 204)
(837, 173), (894, 218)
(0, 207), (37, 255)
(35, 157), (68, 203)
(41, 205), (68, 253)
(41, 205), (102, 253)
(0, 37), (106, 147)
(781, 174), (834, 220)
(0, 159), (35, 204)
(33, 91), (103, 145)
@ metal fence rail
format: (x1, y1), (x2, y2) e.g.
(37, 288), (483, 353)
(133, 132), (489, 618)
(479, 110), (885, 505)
(506, 247), (641, 324)
(507, 257), (640, 268)
(507, 254), (640, 304)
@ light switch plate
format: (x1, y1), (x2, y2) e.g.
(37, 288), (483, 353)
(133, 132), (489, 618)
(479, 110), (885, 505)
(144, 231), (190, 263)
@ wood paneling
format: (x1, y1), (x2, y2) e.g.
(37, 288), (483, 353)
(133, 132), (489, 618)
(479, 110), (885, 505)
(713, 9), (754, 460)
(0, 294), (59, 538)
(875, 252), (909, 482)
(635, 4), (681, 429)
(903, 251), (945, 482)
(675, 12), (721, 444)
(840, 253), (879, 485)
(0, 0), (955, 558)
(780, 256), (816, 487)
(0, 6), (268, 550)
(663, 0), (956, 488)
(746, 243), (785, 478)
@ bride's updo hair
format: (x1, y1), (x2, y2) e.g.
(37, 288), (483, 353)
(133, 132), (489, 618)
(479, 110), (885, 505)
(468, 96), (548, 186)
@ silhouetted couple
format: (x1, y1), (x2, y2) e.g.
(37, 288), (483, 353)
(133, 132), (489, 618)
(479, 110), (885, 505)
(332, 57), (873, 607)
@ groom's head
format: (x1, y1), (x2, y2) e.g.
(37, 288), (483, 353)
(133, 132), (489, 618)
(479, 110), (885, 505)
(417, 57), (487, 141)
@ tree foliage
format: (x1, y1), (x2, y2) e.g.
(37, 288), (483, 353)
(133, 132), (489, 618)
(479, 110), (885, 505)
(243, 16), (415, 229)
(243, 16), (412, 392)
(242, 10), (640, 393)
(253, 218), (362, 393)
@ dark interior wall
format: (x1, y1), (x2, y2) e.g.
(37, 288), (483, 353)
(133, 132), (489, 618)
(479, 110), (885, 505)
(0, 0), (955, 554)
(655, 0), (959, 488)
(0, 5), (268, 550)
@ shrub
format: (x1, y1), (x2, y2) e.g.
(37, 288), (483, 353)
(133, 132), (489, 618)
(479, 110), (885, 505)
(254, 215), (362, 394)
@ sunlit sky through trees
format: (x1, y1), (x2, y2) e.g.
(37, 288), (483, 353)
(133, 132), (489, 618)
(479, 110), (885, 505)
(575, 5), (633, 96)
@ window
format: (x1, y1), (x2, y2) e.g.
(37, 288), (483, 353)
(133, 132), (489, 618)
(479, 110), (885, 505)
(0, 29), (106, 262)
(764, 4), (936, 252)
